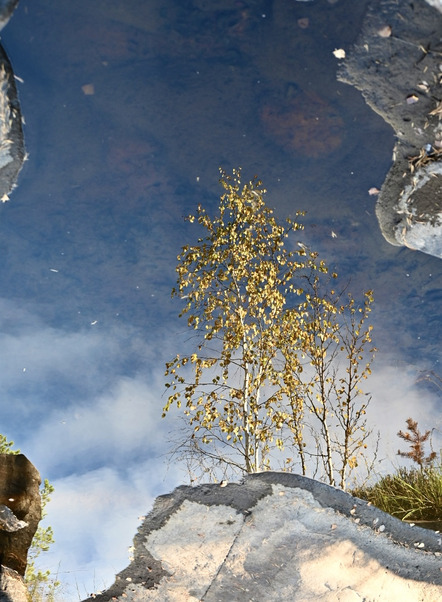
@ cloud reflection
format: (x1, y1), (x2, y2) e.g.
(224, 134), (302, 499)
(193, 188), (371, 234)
(0, 296), (439, 599)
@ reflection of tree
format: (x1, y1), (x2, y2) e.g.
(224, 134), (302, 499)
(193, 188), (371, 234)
(163, 169), (376, 490)
(397, 418), (437, 468)
(415, 370), (442, 393)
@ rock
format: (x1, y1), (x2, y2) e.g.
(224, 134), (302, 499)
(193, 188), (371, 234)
(0, 0), (25, 205)
(82, 472), (442, 601)
(0, 454), (41, 577)
(0, 566), (30, 602)
(425, 0), (442, 13)
(338, 0), (442, 259)
(392, 161), (442, 258)
(0, 1), (19, 32)
(0, 505), (28, 533)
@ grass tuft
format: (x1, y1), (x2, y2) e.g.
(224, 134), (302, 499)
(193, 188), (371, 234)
(351, 463), (442, 522)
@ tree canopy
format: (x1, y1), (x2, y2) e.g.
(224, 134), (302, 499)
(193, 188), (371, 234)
(164, 168), (375, 488)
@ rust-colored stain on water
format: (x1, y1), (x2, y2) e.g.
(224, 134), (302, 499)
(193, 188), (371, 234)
(260, 91), (344, 158)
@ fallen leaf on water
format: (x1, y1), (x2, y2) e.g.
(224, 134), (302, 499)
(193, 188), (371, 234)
(377, 25), (392, 37)
(297, 18), (309, 29)
(406, 94), (419, 104)
(417, 81), (430, 92)
(82, 83), (95, 95)
(332, 48), (346, 59)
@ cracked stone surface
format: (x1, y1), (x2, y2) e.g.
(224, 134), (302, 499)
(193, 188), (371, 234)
(83, 473), (442, 601)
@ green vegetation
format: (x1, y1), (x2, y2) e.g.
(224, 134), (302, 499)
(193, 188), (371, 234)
(0, 435), (60, 600)
(0, 433), (20, 455)
(351, 418), (442, 524)
(163, 168), (375, 489)
(351, 465), (442, 522)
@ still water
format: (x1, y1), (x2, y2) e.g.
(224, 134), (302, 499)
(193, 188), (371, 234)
(0, 0), (440, 598)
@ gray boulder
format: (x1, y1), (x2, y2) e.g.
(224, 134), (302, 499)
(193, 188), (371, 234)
(82, 472), (442, 601)
(339, 0), (442, 259)
(0, 1), (19, 32)
(0, 0), (25, 205)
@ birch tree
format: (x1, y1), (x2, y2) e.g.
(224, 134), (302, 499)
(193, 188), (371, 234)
(163, 168), (375, 485)
(280, 276), (375, 489)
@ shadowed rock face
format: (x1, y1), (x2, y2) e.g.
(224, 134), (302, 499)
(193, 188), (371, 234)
(0, 44), (25, 204)
(0, 454), (41, 577)
(0, 0), (25, 206)
(82, 472), (442, 601)
(0, 1), (19, 31)
(0, 565), (30, 602)
(338, 0), (442, 259)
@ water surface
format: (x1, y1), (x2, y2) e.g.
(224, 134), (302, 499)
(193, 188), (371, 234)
(0, 0), (440, 597)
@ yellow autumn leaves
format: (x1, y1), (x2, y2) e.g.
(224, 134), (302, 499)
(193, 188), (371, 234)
(163, 169), (375, 486)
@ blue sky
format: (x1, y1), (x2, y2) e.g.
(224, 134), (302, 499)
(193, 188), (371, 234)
(6, 312), (440, 598)
(0, 0), (440, 599)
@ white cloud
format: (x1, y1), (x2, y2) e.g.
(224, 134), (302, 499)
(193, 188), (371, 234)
(23, 375), (172, 474)
(37, 462), (181, 600)
(363, 358), (441, 476)
(0, 298), (439, 600)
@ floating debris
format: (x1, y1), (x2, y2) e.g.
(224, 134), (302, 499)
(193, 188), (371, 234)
(408, 145), (442, 172)
(417, 81), (430, 92)
(368, 187), (380, 195)
(406, 94), (419, 104)
(429, 100), (442, 118)
(377, 25), (392, 38)
(333, 48), (346, 59)
(82, 83), (95, 95)
(297, 18), (309, 29)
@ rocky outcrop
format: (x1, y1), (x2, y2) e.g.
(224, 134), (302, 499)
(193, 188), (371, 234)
(0, 455), (41, 577)
(0, 454), (41, 602)
(425, 0), (442, 13)
(338, 0), (442, 259)
(0, 0), (25, 205)
(82, 472), (442, 601)
(0, 1), (19, 31)
(0, 566), (30, 602)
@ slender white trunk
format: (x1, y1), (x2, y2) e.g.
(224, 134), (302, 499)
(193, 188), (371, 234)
(242, 358), (252, 473)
